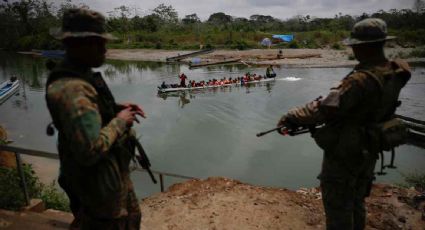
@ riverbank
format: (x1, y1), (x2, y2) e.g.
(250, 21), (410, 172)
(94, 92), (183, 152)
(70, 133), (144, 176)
(106, 47), (425, 68)
(140, 177), (424, 229)
(1, 177), (423, 229)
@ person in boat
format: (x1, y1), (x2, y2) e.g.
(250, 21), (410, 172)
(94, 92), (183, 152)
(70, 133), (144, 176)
(266, 65), (276, 78)
(160, 81), (168, 89)
(45, 8), (144, 230)
(10, 76), (17, 82)
(179, 73), (188, 87)
(276, 18), (411, 230)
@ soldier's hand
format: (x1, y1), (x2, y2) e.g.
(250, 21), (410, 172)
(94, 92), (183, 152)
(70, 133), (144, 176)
(117, 107), (137, 127)
(277, 115), (298, 135)
(120, 102), (146, 118)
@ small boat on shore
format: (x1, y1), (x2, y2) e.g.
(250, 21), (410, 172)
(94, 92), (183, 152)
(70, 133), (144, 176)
(0, 78), (19, 104)
(158, 78), (276, 93)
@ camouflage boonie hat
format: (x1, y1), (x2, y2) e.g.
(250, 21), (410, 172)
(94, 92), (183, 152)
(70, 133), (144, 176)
(50, 8), (116, 40)
(343, 18), (395, 46)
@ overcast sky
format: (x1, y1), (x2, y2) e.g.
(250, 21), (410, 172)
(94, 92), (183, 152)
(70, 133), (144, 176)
(58, 0), (412, 20)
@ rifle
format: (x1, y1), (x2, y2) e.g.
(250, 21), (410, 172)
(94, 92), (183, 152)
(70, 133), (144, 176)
(256, 125), (313, 137)
(131, 137), (157, 184)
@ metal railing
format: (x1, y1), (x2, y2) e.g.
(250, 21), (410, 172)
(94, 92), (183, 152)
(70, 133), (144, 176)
(0, 144), (196, 206)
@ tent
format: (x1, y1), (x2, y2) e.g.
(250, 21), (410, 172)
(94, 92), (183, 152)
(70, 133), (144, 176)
(260, 38), (272, 47)
(272, 34), (294, 42)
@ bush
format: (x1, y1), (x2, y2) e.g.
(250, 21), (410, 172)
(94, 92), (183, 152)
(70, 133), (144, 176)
(409, 48), (425, 57)
(288, 40), (300, 49)
(331, 42), (344, 50)
(399, 171), (425, 191)
(0, 164), (69, 211)
(40, 181), (70, 212)
(0, 165), (42, 210)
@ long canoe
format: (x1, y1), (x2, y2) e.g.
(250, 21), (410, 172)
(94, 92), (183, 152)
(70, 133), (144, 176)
(166, 49), (215, 62)
(158, 78), (276, 93)
(0, 79), (19, 104)
(189, 58), (242, 68)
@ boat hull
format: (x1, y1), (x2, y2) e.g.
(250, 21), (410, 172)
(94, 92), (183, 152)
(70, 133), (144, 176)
(158, 78), (275, 94)
(0, 80), (20, 104)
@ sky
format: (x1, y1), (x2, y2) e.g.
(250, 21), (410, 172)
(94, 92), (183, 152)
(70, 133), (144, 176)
(56, 0), (411, 20)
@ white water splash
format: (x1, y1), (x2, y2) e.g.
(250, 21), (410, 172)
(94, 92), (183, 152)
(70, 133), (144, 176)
(277, 76), (302, 81)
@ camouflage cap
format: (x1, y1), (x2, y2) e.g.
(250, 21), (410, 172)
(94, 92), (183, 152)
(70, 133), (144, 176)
(343, 18), (395, 46)
(50, 8), (116, 40)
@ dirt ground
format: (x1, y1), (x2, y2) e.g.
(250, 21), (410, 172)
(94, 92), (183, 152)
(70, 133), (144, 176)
(141, 177), (425, 230)
(106, 47), (423, 68)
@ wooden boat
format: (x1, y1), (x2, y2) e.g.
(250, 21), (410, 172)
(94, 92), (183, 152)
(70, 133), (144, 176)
(166, 49), (215, 62)
(189, 58), (241, 68)
(158, 78), (275, 94)
(0, 79), (19, 104)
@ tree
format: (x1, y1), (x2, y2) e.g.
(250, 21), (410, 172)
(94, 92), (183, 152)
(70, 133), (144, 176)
(152, 3), (178, 24)
(413, 0), (425, 13)
(249, 14), (275, 23)
(182, 13), (200, 24)
(207, 12), (232, 24)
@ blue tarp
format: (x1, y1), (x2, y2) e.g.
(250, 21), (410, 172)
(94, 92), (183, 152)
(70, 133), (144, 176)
(272, 34), (294, 42)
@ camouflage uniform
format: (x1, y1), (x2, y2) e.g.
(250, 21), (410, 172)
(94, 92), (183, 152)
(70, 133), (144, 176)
(278, 18), (411, 230)
(45, 9), (141, 230)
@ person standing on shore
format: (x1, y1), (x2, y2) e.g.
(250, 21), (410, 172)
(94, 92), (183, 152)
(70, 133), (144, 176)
(45, 8), (145, 230)
(276, 18), (411, 229)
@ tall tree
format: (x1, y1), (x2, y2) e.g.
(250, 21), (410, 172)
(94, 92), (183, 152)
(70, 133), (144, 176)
(182, 13), (200, 24)
(207, 12), (232, 24)
(152, 3), (178, 24)
(413, 0), (425, 13)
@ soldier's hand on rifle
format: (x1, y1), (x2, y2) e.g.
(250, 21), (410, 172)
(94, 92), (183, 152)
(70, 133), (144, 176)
(276, 115), (299, 135)
(117, 107), (138, 127)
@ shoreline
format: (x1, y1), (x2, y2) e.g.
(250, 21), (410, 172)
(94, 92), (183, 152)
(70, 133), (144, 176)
(105, 47), (425, 68)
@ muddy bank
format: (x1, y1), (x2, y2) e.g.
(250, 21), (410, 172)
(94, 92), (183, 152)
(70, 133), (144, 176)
(141, 177), (424, 230)
(106, 48), (425, 68)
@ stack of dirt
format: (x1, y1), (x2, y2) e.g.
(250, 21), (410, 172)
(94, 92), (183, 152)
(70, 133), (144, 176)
(141, 177), (424, 230)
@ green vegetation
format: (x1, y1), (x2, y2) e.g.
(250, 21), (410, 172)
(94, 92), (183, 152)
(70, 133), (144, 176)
(0, 164), (69, 211)
(398, 171), (425, 191)
(0, 0), (425, 51)
(409, 47), (425, 57)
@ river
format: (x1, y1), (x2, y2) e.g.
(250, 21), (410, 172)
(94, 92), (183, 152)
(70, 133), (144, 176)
(0, 51), (424, 197)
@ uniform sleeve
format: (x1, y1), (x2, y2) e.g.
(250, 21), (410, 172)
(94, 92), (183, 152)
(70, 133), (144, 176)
(47, 79), (127, 166)
(286, 72), (377, 125)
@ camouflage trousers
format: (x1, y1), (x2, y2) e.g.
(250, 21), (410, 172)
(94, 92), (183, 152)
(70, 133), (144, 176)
(320, 158), (376, 230)
(80, 189), (141, 230)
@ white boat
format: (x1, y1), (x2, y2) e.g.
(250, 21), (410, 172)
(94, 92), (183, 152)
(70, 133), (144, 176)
(158, 78), (276, 93)
(0, 79), (20, 104)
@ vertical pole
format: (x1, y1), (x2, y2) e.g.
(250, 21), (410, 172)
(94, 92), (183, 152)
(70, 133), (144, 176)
(15, 152), (30, 206)
(160, 174), (164, 192)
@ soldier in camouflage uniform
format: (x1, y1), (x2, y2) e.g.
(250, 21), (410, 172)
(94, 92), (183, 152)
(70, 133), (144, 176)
(45, 8), (145, 230)
(277, 18), (411, 230)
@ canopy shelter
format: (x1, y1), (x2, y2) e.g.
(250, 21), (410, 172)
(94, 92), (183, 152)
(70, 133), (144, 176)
(272, 34), (294, 42)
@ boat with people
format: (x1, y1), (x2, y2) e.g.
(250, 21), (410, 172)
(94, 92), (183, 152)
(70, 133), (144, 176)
(158, 75), (276, 94)
(0, 77), (19, 104)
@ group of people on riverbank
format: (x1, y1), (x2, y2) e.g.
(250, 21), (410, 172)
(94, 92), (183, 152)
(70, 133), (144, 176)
(159, 70), (275, 89)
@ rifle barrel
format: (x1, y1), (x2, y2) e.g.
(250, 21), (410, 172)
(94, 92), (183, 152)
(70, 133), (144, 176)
(256, 126), (284, 137)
